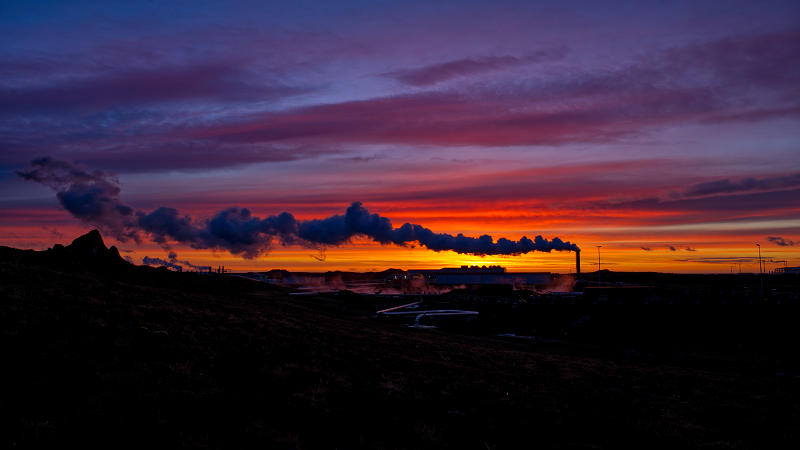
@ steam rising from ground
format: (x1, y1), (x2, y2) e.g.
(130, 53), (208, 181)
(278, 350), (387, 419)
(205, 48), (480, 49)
(535, 274), (575, 293)
(288, 274), (575, 296)
(142, 252), (211, 271)
(379, 277), (465, 295)
(17, 157), (580, 259)
(279, 275), (461, 295)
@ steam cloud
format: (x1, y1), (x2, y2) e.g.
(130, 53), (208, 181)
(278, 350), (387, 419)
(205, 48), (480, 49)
(142, 251), (211, 271)
(15, 156), (140, 242)
(142, 256), (183, 270)
(16, 157), (580, 259)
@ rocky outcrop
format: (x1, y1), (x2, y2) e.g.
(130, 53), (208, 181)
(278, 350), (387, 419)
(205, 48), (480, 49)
(0, 230), (130, 269)
(61, 229), (128, 266)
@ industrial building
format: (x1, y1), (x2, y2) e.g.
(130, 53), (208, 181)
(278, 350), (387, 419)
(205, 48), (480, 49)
(776, 266), (800, 274)
(404, 265), (552, 285)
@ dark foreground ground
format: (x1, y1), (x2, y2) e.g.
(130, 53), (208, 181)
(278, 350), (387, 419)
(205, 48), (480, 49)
(2, 256), (799, 448)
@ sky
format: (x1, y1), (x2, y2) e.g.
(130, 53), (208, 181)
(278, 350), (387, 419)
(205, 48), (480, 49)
(2, 0), (799, 274)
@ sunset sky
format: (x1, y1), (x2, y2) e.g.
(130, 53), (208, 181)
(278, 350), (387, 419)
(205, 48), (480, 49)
(2, 0), (799, 273)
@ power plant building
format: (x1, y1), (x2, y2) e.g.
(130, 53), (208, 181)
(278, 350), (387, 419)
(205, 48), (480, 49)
(411, 266), (551, 285)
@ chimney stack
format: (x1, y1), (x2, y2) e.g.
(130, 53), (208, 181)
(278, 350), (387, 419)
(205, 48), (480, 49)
(576, 250), (581, 277)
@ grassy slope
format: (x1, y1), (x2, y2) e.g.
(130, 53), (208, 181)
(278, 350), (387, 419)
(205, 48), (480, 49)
(1, 262), (798, 449)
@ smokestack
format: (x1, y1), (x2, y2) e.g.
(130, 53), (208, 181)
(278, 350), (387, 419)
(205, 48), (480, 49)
(576, 250), (581, 277)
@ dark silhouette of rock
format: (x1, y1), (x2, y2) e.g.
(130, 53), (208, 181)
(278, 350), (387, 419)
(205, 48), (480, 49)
(0, 229), (130, 270)
(63, 229), (127, 266)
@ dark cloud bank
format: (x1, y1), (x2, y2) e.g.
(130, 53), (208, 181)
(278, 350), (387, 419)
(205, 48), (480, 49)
(16, 157), (579, 259)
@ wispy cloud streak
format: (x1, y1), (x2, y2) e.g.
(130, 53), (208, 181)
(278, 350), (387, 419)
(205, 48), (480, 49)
(666, 173), (800, 200)
(2, 31), (798, 172)
(383, 51), (567, 86)
(0, 63), (306, 114)
(766, 236), (798, 247)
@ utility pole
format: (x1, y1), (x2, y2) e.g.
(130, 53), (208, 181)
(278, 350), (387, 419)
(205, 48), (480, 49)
(757, 243), (763, 296)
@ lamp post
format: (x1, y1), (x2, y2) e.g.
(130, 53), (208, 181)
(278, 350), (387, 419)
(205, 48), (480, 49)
(597, 246), (602, 293)
(757, 243), (763, 297)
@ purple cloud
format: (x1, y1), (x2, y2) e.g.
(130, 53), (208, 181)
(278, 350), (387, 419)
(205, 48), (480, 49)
(766, 236), (798, 247)
(384, 50), (567, 86)
(0, 63), (307, 114)
(667, 173), (800, 200)
(3, 31), (798, 173)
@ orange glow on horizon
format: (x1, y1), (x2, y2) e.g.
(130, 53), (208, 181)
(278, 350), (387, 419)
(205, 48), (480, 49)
(1, 201), (797, 275)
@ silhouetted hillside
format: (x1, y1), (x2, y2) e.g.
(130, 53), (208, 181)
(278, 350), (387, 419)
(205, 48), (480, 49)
(1, 233), (798, 449)
(0, 229), (128, 270)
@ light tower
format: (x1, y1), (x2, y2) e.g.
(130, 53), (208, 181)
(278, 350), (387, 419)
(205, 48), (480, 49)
(757, 243), (763, 297)
(597, 245), (602, 293)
